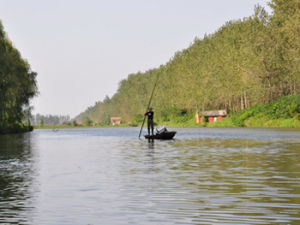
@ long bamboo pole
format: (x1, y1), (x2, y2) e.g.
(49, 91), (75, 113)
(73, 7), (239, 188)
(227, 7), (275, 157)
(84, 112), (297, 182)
(138, 74), (159, 138)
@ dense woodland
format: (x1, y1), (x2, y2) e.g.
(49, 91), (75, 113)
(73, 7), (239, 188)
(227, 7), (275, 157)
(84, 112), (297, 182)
(31, 114), (71, 126)
(78, 0), (299, 125)
(0, 21), (37, 133)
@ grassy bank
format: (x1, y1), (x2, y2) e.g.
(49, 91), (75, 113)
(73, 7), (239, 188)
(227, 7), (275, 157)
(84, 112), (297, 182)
(208, 95), (300, 128)
(35, 95), (300, 130)
(150, 95), (300, 128)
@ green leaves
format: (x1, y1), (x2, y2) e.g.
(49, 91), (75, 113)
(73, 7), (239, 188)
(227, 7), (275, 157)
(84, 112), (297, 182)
(77, 1), (300, 125)
(229, 95), (300, 127)
(0, 20), (37, 133)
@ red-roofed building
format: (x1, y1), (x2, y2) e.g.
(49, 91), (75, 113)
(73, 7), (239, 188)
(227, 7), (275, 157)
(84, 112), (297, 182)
(195, 110), (227, 123)
(110, 117), (121, 125)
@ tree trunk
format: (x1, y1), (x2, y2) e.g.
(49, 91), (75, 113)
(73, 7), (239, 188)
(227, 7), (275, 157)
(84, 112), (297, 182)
(243, 91), (248, 108)
(241, 94), (244, 110)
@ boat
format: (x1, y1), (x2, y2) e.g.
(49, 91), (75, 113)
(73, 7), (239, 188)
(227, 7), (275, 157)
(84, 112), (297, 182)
(144, 126), (176, 140)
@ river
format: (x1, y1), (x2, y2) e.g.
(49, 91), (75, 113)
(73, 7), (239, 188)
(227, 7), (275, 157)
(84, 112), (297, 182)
(0, 127), (299, 225)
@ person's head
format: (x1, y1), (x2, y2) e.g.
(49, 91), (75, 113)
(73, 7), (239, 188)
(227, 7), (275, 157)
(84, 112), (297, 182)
(149, 107), (153, 111)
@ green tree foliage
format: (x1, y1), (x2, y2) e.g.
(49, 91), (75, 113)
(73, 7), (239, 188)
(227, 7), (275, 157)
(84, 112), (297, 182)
(268, 0), (300, 95)
(40, 119), (44, 127)
(84, 117), (93, 126)
(0, 21), (38, 133)
(220, 95), (300, 127)
(31, 114), (70, 125)
(76, 0), (300, 125)
(72, 120), (78, 127)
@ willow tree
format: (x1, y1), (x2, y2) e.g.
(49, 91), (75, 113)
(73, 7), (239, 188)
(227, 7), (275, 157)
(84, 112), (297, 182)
(0, 20), (38, 133)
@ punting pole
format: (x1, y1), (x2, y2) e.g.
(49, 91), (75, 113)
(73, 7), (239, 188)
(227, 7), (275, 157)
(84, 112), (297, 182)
(138, 74), (159, 139)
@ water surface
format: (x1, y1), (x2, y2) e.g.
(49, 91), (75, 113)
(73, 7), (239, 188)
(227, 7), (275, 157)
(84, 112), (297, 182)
(0, 127), (299, 224)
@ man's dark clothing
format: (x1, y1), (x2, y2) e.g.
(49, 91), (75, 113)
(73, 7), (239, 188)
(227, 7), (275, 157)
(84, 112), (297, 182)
(145, 111), (154, 120)
(145, 111), (154, 135)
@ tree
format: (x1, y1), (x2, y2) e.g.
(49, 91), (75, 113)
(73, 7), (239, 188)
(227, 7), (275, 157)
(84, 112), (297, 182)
(84, 117), (93, 126)
(0, 20), (38, 133)
(72, 120), (78, 127)
(40, 119), (44, 127)
(74, 2), (300, 124)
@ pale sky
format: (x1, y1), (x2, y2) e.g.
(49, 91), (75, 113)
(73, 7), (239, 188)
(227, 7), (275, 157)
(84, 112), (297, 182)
(0, 0), (269, 118)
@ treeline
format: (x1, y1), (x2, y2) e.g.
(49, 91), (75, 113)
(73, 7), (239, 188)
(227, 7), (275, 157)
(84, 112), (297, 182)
(0, 21), (38, 133)
(76, 0), (300, 125)
(31, 114), (71, 126)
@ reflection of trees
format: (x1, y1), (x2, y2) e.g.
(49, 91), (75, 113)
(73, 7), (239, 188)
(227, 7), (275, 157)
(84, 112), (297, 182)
(167, 138), (300, 221)
(0, 133), (36, 224)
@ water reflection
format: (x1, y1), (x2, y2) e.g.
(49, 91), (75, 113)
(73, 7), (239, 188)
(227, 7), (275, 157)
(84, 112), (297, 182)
(117, 136), (300, 224)
(147, 138), (155, 149)
(0, 128), (299, 224)
(164, 138), (300, 224)
(0, 133), (37, 224)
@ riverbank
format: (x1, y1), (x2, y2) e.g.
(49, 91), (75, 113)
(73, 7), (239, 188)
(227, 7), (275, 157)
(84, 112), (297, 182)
(156, 119), (300, 128)
(33, 124), (129, 129)
(34, 95), (300, 130)
(211, 95), (300, 128)
(151, 95), (300, 128)
(0, 124), (33, 135)
(34, 119), (300, 130)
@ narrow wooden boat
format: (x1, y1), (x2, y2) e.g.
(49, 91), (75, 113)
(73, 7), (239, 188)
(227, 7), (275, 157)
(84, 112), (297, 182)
(144, 131), (176, 140)
(144, 126), (176, 140)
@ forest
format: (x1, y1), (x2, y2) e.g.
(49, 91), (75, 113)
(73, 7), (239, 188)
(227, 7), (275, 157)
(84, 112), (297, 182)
(77, 0), (300, 126)
(31, 114), (71, 126)
(0, 21), (38, 133)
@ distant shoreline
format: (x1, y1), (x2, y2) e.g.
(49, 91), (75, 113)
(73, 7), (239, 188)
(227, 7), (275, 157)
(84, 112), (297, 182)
(33, 122), (300, 130)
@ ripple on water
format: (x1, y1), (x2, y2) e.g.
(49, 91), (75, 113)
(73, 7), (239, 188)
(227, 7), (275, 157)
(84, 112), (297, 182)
(0, 128), (300, 224)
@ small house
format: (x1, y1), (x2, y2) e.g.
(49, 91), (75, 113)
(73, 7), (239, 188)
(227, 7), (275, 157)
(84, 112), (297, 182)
(195, 110), (227, 123)
(110, 117), (121, 125)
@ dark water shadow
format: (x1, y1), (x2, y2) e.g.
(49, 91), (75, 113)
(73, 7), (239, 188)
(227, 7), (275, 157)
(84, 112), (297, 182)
(0, 133), (37, 224)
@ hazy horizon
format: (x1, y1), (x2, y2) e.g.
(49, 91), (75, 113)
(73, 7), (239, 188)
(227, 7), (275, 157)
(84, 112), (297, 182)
(0, 0), (269, 118)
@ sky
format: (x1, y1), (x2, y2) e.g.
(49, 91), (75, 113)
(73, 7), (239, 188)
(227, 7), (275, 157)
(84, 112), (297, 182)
(0, 0), (269, 118)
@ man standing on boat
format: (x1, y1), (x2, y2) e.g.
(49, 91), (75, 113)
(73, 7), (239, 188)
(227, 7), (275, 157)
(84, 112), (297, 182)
(145, 107), (154, 135)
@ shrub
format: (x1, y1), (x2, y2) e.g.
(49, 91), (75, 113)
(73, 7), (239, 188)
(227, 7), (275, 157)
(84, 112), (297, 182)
(219, 95), (300, 128)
